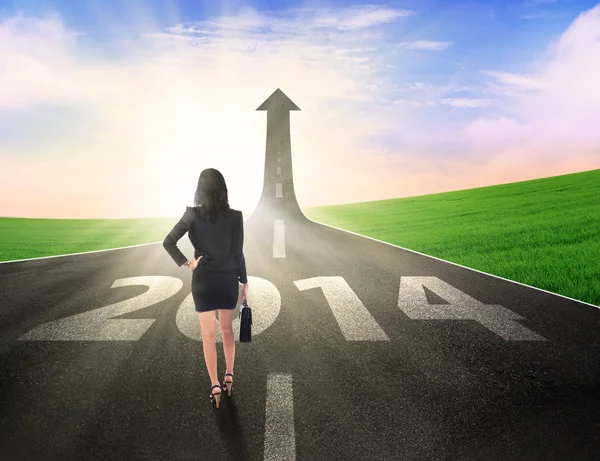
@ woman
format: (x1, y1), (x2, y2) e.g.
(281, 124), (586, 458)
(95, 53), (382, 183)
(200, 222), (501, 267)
(163, 168), (249, 409)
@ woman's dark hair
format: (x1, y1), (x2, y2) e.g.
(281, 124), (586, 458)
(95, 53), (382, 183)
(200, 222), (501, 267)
(193, 168), (230, 224)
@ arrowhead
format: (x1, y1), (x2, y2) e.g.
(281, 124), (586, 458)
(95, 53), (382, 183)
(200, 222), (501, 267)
(256, 88), (300, 111)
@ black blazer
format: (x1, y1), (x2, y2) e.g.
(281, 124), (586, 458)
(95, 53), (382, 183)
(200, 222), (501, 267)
(163, 206), (248, 284)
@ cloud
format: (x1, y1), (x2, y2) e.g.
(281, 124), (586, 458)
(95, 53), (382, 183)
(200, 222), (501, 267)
(391, 98), (490, 108)
(463, 117), (532, 150)
(0, 12), (85, 110)
(397, 40), (453, 50)
(520, 12), (560, 19)
(463, 3), (600, 163)
(310, 5), (413, 30)
(520, 0), (560, 20)
(392, 98), (435, 106)
(482, 71), (552, 91)
(439, 98), (491, 108)
(168, 5), (413, 36)
(522, 0), (559, 8)
(0, 4), (417, 113)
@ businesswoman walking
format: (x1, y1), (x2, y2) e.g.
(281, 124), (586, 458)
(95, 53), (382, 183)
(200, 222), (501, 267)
(163, 168), (248, 409)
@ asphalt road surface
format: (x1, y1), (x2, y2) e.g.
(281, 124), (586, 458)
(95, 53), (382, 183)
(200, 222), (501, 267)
(1, 207), (599, 460)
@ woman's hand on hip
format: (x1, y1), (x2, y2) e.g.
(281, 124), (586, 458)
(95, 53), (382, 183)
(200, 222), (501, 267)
(187, 256), (203, 271)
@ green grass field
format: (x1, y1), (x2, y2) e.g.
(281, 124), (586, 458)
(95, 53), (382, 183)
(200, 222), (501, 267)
(0, 216), (178, 261)
(1, 169), (598, 306)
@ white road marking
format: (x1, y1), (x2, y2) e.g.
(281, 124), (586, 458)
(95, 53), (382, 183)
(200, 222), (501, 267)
(397, 276), (546, 341)
(18, 276), (183, 341)
(276, 183), (282, 198)
(273, 219), (286, 258)
(277, 167), (281, 174)
(264, 373), (296, 461)
(294, 276), (390, 341)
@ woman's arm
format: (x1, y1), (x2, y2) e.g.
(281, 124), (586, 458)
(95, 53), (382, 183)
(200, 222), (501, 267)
(232, 210), (248, 284)
(163, 210), (191, 267)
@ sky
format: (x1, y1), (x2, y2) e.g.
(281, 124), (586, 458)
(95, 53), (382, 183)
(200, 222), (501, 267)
(0, 0), (599, 219)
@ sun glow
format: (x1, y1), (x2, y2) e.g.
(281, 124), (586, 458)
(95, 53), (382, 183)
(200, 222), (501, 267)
(130, 75), (266, 216)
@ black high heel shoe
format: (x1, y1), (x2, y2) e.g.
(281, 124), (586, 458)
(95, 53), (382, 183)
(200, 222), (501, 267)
(209, 384), (222, 408)
(222, 372), (234, 396)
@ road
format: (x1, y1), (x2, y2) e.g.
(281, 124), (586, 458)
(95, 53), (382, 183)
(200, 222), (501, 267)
(1, 89), (599, 460)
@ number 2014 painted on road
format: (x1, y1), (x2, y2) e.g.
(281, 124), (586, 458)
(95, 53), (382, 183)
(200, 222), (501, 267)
(17, 275), (546, 342)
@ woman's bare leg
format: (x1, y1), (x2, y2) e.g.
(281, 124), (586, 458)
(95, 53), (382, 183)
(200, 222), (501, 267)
(218, 309), (235, 375)
(198, 311), (220, 387)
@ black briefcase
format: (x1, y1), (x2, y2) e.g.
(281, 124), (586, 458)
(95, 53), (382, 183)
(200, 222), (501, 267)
(239, 299), (252, 343)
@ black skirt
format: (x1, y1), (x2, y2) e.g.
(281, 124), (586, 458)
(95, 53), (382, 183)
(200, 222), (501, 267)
(191, 267), (240, 312)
